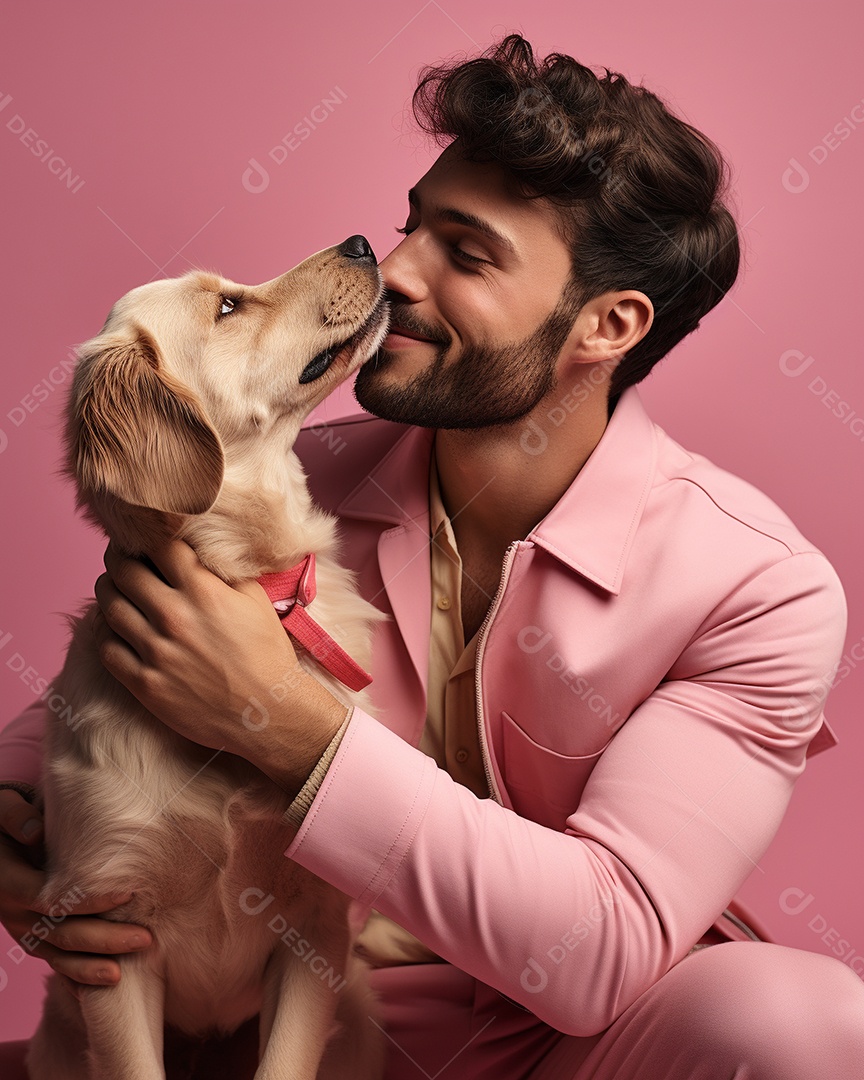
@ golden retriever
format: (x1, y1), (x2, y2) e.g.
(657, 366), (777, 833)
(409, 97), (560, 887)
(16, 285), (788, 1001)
(24, 236), (390, 1079)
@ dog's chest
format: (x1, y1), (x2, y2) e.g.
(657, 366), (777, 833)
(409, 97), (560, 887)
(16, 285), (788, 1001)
(40, 614), (347, 1032)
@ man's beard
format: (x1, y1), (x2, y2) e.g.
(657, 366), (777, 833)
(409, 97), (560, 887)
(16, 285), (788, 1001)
(353, 277), (584, 430)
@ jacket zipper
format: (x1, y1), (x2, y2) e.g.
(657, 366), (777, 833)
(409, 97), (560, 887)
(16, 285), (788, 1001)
(474, 541), (521, 805)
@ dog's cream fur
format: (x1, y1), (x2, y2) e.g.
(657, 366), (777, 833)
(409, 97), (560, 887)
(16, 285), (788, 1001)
(25, 244), (390, 1079)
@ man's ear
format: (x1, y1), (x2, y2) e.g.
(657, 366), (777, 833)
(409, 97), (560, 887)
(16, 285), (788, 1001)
(563, 290), (654, 366)
(67, 330), (224, 514)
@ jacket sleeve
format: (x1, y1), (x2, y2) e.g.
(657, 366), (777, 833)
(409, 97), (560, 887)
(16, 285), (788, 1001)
(284, 551), (847, 1036)
(0, 699), (48, 790)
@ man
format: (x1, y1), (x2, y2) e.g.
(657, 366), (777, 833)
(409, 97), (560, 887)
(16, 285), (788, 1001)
(1, 34), (863, 1079)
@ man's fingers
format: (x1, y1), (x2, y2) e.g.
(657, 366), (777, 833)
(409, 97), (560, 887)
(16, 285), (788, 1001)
(2, 812), (147, 932)
(0, 793), (152, 996)
(120, 537), (208, 595)
(0, 789), (43, 844)
(35, 943), (123, 987)
(93, 573), (149, 639)
(34, 889), (141, 919)
(102, 539), (225, 637)
(15, 909), (152, 991)
(101, 542), (181, 627)
(40, 913), (152, 954)
(141, 536), (199, 578)
(91, 605), (148, 688)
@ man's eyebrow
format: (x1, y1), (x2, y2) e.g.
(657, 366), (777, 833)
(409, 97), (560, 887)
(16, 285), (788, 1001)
(407, 186), (517, 256)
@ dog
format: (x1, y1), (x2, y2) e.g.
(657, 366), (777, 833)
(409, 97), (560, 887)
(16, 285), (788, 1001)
(24, 235), (390, 1080)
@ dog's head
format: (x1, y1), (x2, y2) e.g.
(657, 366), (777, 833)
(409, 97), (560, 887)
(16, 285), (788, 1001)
(66, 236), (388, 523)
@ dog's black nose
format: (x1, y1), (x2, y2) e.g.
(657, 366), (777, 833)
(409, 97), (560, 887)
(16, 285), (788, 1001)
(338, 235), (375, 261)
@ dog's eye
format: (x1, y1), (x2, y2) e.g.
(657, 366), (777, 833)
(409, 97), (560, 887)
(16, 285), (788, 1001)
(219, 297), (237, 316)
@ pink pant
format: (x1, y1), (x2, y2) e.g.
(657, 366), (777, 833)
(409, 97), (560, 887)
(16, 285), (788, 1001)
(2, 942), (863, 1078)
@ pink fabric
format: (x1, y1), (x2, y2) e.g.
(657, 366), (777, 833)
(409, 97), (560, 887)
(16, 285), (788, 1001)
(0, 699), (45, 797)
(2, 942), (864, 1077)
(276, 386), (847, 1035)
(258, 552), (373, 692)
(0, 387), (851, 1044)
(364, 944), (864, 1078)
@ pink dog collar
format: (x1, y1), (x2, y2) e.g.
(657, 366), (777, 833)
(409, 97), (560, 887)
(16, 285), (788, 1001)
(257, 554), (373, 693)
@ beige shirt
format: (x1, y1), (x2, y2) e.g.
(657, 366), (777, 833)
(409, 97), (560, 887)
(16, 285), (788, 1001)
(351, 447), (490, 966)
(285, 443), (490, 964)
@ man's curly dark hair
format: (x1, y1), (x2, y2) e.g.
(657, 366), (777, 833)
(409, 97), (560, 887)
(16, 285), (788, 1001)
(411, 34), (741, 400)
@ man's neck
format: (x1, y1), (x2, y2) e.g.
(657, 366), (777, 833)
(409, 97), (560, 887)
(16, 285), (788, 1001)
(433, 383), (614, 562)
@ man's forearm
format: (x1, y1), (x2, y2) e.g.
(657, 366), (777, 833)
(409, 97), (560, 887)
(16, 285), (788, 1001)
(281, 700), (812, 1038)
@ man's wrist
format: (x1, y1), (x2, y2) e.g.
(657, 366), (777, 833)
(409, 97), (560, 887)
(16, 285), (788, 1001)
(283, 710), (352, 830)
(254, 676), (351, 799)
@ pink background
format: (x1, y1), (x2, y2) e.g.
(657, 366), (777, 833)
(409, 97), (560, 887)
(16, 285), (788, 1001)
(1, 0), (862, 1040)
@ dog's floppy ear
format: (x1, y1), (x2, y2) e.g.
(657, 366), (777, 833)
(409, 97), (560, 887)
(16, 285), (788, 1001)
(69, 330), (224, 514)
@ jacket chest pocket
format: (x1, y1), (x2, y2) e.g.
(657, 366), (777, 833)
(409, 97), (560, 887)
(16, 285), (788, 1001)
(499, 710), (611, 831)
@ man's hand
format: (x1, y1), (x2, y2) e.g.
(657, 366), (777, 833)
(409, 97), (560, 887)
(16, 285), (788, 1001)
(0, 790), (153, 997)
(92, 539), (348, 797)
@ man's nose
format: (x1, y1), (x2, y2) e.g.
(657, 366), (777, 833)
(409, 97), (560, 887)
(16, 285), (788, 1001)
(378, 234), (426, 303)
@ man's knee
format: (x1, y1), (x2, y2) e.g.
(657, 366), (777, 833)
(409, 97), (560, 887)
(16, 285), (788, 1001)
(655, 941), (864, 1070)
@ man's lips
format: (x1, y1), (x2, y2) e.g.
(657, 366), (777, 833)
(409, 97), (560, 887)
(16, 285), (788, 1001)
(383, 324), (437, 346)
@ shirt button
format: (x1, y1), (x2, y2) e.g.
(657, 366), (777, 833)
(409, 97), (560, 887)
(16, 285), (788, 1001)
(437, 596), (452, 610)
(455, 748), (469, 763)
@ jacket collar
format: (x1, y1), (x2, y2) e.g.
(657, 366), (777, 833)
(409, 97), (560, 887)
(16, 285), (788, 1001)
(528, 386), (657, 595)
(337, 424), (435, 530)
(335, 386), (657, 596)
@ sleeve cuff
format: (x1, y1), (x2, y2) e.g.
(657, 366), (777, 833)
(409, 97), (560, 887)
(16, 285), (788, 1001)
(281, 709), (353, 831)
(283, 707), (439, 906)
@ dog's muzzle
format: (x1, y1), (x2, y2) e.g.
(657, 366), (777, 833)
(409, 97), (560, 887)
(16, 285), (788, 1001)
(299, 296), (388, 384)
(299, 235), (387, 384)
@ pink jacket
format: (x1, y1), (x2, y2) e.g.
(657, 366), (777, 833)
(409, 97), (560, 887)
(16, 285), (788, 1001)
(0, 386), (847, 1036)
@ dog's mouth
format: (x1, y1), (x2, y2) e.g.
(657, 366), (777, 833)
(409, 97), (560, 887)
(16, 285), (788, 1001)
(299, 299), (389, 385)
